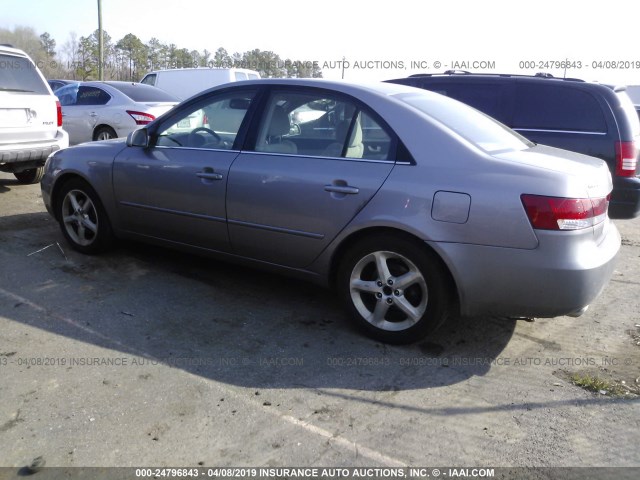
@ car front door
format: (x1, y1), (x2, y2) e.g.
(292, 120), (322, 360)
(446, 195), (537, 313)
(112, 89), (257, 253)
(226, 89), (396, 268)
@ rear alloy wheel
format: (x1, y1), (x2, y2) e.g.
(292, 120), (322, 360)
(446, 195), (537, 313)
(57, 178), (114, 254)
(338, 234), (451, 344)
(93, 126), (117, 141)
(14, 167), (45, 184)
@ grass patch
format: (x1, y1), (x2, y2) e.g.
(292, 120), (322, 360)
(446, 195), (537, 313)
(570, 373), (628, 396)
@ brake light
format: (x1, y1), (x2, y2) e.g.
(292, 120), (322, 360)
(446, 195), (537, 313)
(56, 100), (62, 127)
(615, 141), (638, 177)
(521, 194), (609, 230)
(127, 110), (155, 125)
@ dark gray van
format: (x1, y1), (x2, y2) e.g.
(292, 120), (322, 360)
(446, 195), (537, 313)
(386, 72), (640, 219)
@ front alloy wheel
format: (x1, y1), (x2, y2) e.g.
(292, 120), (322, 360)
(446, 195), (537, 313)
(57, 179), (114, 254)
(338, 234), (451, 343)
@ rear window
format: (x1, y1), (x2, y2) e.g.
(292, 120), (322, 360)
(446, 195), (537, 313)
(106, 83), (178, 102)
(397, 92), (532, 153)
(0, 54), (49, 94)
(513, 85), (606, 133)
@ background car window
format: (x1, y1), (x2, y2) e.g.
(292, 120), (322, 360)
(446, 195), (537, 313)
(55, 84), (79, 106)
(254, 92), (394, 160)
(513, 85), (606, 132)
(423, 82), (509, 124)
(157, 91), (255, 150)
(0, 54), (49, 94)
(75, 86), (111, 106)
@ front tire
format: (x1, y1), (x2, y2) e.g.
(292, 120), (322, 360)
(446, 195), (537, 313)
(337, 234), (452, 344)
(57, 178), (114, 254)
(14, 167), (45, 184)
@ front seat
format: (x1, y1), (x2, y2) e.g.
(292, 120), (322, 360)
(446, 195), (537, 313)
(260, 106), (297, 154)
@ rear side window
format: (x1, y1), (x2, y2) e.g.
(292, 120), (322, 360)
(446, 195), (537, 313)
(418, 82), (509, 124)
(513, 85), (606, 133)
(76, 86), (111, 105)
(0, 54), (49, 94)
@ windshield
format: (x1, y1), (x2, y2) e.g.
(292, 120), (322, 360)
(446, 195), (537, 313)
(396, 92), (533, 154)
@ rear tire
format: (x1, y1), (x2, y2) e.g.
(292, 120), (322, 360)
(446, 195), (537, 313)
(337, 234), (452, 344)
(56, 178), (114, 254)
(93, 126), (117, 141)
(14, 167), (45, 184)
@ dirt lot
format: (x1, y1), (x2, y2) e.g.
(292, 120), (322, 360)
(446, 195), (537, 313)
(1, 172), (639, 470)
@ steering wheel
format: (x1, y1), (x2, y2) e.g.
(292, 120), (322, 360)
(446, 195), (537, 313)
(188, 127), (222, 147)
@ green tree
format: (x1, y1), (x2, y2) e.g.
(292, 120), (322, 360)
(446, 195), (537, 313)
(116, 33), (147, 81)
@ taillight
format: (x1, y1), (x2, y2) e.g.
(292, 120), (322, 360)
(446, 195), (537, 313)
(615, 141), (638, 177)
(521, 194), (609, 230)
(127, 110), (155, 125)
(56, 100), (63, 127)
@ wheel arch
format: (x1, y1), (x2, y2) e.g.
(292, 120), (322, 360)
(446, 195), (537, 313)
(328, 226), (460, 312)
(50, 172), (93, 221)
(92, 124), (117, 141)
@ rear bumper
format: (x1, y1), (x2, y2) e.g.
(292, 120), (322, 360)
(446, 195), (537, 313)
(433, 221), (621, 318)
(610, 176), (640, 219)
(0, 130), (69, 172)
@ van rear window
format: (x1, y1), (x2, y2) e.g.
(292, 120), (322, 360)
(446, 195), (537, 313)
(0, 54), (49, 94)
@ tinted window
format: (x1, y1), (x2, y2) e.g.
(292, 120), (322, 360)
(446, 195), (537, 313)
(418, 82), (508, 123)
(76, 86), (111, 105)
(616, 91), (640, 137)
(513, 85), (606, 132)
(0, 54), (49, 94)
(107, 83), (177, 102)
(398, 92), (532, 153)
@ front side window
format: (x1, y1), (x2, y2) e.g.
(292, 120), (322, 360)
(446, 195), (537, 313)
(254, 91), (393, 160)
(156, 90), (255, 150)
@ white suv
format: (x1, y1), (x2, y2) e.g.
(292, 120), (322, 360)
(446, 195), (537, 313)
(0, 44), (69, 183)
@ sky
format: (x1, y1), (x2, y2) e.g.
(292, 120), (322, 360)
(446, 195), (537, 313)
(2, 0), (640, 85)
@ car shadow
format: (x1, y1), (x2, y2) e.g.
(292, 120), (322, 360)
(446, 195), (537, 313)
(1, 212), (519, 391)
(0, 176), (19, 193)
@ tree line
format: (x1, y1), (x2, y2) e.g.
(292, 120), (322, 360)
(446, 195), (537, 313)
(0, 26), (323, 81)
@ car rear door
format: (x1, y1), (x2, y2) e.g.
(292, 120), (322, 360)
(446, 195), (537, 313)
(226, 88), (396, 268)
(112, 89), (258, 253)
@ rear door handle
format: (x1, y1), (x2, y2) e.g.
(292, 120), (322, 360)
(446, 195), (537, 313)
(324, 185), (359, 195)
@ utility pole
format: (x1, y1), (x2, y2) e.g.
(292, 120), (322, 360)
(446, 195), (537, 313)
(97, 0), (103, 80)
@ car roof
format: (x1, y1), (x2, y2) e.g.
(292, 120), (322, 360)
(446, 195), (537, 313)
(200, 78), (423, 98)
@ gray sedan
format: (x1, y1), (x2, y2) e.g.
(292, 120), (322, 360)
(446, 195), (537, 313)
(55, 81), (178, 145)
(41, 79), (620, 343)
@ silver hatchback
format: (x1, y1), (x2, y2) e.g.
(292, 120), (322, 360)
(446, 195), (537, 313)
(40, 79), (620, 343)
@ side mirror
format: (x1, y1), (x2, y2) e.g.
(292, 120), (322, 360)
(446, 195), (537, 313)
(288, 123), (301, 136)
(127, 128), (149, 148)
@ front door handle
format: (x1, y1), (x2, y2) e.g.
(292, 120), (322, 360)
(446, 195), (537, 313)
(324, 184), (359, 195)
(197, 172), (223, 180)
